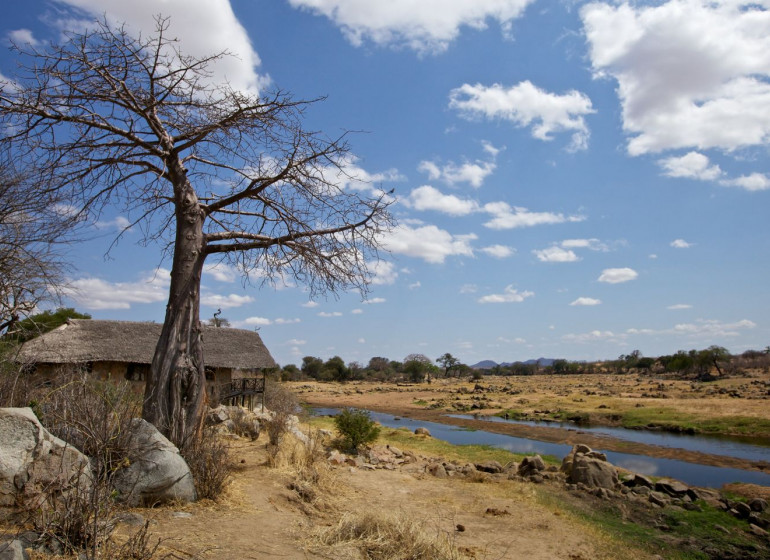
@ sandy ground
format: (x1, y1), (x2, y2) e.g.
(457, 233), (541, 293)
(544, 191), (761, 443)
(292, 375), (770, 474)
(144, 437), (642, 560)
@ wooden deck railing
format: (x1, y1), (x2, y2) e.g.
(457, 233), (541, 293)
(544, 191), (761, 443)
(215, 375), (266, 408)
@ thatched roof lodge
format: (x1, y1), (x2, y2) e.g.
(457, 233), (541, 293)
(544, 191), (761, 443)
(17, 319), (276, 392)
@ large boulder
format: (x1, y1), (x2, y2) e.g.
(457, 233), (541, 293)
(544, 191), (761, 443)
(0, 408), (91, 520)
(561, 444), (618, 490)
(112, 419), (196, 507)
(0, 540), (29, 560)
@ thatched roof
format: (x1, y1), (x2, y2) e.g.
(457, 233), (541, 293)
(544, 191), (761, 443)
(17, 319), (276, 370)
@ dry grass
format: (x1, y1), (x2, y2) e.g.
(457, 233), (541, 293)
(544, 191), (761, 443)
(313, 510), (465, 560)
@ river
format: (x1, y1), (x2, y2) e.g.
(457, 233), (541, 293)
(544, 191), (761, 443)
(312, 407), (770, 488)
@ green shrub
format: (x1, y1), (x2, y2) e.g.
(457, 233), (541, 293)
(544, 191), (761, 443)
(334, 408), (380, 453)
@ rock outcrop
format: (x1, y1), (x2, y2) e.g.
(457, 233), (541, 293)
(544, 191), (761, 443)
(561, 444), (618, 490)
(0, 408), (91, 520)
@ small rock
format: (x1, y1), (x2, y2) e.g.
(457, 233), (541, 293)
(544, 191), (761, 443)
(518, 455), (546, 477)
(655, 479), (689, 497)
(623, 473), (653, 488)
(476, 460), (504, 474)
(714, 524), (730, 535)
(649, 491), (670, 507)
(750, 498), (768, 512)
(733, 502), (753, 519)
(749, 524), (769, 537)
(455, 524), (466, 532)
(415, 427), (431, 436)
(749, 513), (769, 530)
(387, 445), (403, 458)
(116, 512), (147, 526)
(172, 512), (193, 519)
(426, 463), (447, 478)
(328, 450), (347, 466)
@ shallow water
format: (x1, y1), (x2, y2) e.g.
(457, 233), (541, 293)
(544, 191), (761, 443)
(313, 407), (770, 488)
(448, 414), (770, 463)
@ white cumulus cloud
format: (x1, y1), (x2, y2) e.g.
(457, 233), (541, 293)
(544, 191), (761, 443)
(598, 267), (638, 284)
(533, 246), (580, 263)
(318, 311), (343, 318)
(237, 316), (272, 327)
(403, 185), (478, 216)
(478, 285), (534, 304)
(203, 262), (237, 283)
(670, 239), (693, 249)
(582, 1), (770, 156)
(418, 159), (496, 188)
(481, 245), (515, 259)
(383, 224), (476, 264)
(570, 297), (602, 306)
(369, 260), (398, 285)
(7, 28), (40, 46)
(482, 202), (584, 230)
(65, 269), (170, 310)
(449, 80), (594, 150)
(201, 293), (255, 309)
(54, 0), (268, 93)
(720, 173), (770, 192)
(658, 152), (722, 181)
(287, 0), (535, 54)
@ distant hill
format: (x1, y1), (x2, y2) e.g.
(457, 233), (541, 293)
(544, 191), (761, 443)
(471, 358), (556, 369)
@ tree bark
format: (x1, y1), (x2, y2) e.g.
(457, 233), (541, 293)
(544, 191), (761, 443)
(143, 164), (207, 447)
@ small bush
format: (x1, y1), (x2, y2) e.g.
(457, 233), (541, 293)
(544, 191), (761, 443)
(180, 428), (234, 501)
(334, 408), (380, 453)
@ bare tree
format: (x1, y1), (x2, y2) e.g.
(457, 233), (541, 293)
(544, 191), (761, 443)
(0, 157), (73, 338)
(0, 17), (394, 445)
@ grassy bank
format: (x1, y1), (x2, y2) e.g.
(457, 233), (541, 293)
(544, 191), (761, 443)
(306, 412), (770, 560)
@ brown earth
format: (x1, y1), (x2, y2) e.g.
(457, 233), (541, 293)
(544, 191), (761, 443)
(135, 437), (649, 560)
(291, 375), (770, 474)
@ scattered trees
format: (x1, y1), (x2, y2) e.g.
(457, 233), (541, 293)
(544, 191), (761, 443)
(436, 353), (460, 377)
(1, 17), (393, 445)
(279, 342), (761, 383)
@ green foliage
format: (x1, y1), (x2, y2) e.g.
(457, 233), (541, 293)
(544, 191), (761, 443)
(322, 355), (350, 382)
(9, 307), (91, 342)
(403, 358), (429, 383)
(302, 355), (324, 379)
(334, 408), (381, 453)
(436, 352), (460, 376)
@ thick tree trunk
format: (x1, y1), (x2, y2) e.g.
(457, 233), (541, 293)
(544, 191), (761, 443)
(142, 171), (207, 447)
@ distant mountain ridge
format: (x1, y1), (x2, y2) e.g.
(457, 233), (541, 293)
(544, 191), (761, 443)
(470, 358), (556, 369)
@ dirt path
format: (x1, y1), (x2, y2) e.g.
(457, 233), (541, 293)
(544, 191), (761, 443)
(298, 390), (770, 474)
(146, 438), (646, 560)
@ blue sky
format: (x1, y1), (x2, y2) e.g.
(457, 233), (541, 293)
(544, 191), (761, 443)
(2, 0), (769, 367)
